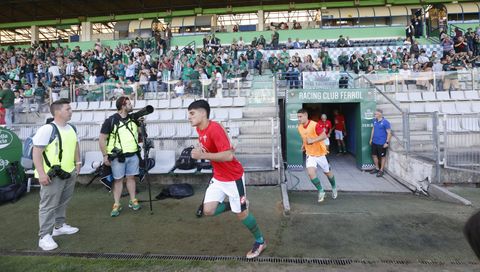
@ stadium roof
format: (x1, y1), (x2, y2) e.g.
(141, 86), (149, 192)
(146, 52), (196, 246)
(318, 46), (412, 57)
(0, 0), (473, 27)
(1, 0), (307, 24)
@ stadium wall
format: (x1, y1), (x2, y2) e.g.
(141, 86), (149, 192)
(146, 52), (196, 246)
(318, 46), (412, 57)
(170, 26), (406, 47)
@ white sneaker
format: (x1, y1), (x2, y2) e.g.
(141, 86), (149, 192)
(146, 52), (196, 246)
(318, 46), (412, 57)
(332, 188), (338, 200)
(318, 191), (326, 203)
(52, 224), (79, 237)
(39, 234), (58, 251)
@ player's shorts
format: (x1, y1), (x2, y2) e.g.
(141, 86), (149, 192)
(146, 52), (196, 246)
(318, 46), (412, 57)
(306, 155), (331, 173)
(371, 143), (387, 158)
(204, 175), (247, 213)
(324, 138), (330, 146)
(335, 130), (344, 140)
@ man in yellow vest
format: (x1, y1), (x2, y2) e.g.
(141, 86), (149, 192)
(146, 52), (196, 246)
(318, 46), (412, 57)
(99, 97), (141, 217)
(297, 109), (338, 203)
(32, 98), (81, 251)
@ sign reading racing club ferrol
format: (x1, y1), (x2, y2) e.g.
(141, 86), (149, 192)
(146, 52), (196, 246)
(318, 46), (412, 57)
(0, 127), (24, 186)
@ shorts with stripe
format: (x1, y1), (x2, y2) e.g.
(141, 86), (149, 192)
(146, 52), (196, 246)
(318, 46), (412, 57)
(204, 175), (247, 213)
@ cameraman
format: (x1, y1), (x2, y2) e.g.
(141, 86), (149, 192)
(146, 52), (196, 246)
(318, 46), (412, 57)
(32, 98), (81, 251)
(99, 97), (141, 217)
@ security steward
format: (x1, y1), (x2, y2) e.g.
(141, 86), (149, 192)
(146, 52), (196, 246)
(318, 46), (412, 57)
(99, 96), (142, 217)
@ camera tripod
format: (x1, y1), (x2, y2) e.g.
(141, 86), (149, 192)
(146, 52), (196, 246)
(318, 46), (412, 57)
(139, 119), (155, 215)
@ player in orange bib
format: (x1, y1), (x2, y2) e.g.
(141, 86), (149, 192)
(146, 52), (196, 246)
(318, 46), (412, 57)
(297, 109), (338, 202)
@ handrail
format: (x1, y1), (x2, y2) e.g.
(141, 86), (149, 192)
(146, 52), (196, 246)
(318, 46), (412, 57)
(182, 40), (196, 52)
(351, 74), (404, 113)
(448, 24), (466, 38)
(349, 72), (408, 152)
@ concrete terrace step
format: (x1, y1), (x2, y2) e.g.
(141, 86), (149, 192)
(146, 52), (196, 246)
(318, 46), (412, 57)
(375, 103), (404, 116)
(242, 106), (278, 118)
(240, 126), (273, 135)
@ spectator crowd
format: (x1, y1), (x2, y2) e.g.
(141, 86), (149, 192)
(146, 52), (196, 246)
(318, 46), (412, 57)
(0, 24), (479, 127)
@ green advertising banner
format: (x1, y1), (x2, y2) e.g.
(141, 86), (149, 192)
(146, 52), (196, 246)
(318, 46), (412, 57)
(285, 88), (376, 170)
(0, 127), (24, 186)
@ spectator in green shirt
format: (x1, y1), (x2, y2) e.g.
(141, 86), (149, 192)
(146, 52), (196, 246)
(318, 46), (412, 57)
(246, 46), (255, 69)
(257, 35), (266, 48)
(23, 83), (35, 111)
(388, 63), (399, 74)
(268, 53), (278, 73)
(443, 54), (465, 91)
(280, 48), (290, 64)
(254, 46), (263, 76)
(338, 52), (349, 71)
(239, 56), (249, 80)
(0, 83), (15, 128)
(182, 63), (194, 82)
(321, 50), (333, 71)
(271, 30), (279, 49)
(35, 82), (47, 109)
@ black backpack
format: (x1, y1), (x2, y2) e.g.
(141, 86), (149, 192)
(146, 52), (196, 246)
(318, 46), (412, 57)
(0, 183), (26, 204)
(339, 76), (349, 89)
(155, 183), (194, 200)
(0, 162), (27, 204)
(175, 146), (197, 170)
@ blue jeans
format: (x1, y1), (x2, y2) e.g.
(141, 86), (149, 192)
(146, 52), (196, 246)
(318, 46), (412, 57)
(26, 72), (35, 84)
(95, 76), (105, 84)
(248, 60), (255, 69)
(5, 107), (13, 128)
(148, 81), (158, 92)
(255, 60), (262, 75)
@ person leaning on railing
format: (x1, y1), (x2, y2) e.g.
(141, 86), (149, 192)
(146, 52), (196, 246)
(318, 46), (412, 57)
(442, 54), (466, 92)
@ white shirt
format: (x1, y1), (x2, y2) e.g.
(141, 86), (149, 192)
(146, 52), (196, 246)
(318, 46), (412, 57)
(174, 85), (184, 95)
(215, 72), (223, 85)
(66, 63), (75, 75)
(399, 68), (411, 79)
(418, 54), (429, 64)
(113, 87), (124, 96)
(77, 65), (86, 73)
(126, 64), (136, 78)
(433, 62), (443, 72)
(89, 75), (96, 84)
(131, 48), (142, 57)
(37, 64), (44, 73)
(48, 65), (61, 76)
(32, 122), (75, 147)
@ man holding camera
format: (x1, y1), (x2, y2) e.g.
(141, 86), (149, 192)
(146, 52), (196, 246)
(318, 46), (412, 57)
(32, 98), (81, 251)
(99, 97), (141, 217)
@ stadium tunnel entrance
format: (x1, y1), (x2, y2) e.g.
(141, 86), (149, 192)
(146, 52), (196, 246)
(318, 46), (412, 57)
(302, 102), (357, 155)
(283, 88), (377, 171)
